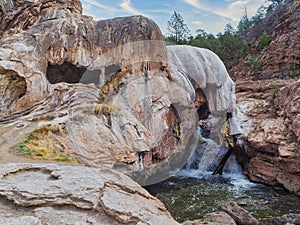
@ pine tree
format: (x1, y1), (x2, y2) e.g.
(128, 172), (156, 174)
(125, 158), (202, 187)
(167, 11), (190, 44)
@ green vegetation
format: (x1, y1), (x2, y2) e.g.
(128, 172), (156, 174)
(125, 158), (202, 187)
(165, 1), (289, 72)
(12, 124), (76, 163)
(257, 31), (272, 51)
(247, 55), (262, 71)
(269, 82), (276, 89)
(289, 62), (300, 78)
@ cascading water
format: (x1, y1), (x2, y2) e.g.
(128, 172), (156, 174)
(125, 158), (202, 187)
(181, 128), (242, 176)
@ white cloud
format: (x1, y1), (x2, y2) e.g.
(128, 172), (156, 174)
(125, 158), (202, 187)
(146, 9), (173, 15)
(181, 0), (266, 22)
(191, 20), (203, 26)
(182, 0), (203, 8)
(215, 1), (247, 21)
(82, 0), (117, 12)
(120, 0), (144, 15)
(215, 0), (266, 21)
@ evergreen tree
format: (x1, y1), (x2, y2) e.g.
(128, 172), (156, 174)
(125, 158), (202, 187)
(267, 0), (285, 11)
(167, 11), (190, 44)
(237, 8), (253, 35)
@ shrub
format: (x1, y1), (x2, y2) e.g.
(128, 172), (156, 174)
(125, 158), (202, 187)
(12, 124), (75, 163)
(257, 31), (272, 51)
(289, 62), (300, 78)
(247, 55), (262, 70)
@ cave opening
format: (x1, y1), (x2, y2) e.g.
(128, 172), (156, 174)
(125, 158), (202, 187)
(0, 69), (27, 112)
(197, 103), (209, 121)
(195, 88), (210, 121)
(46, 61), (87, 84)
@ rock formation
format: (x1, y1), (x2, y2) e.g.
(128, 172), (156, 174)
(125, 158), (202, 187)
(167, 45), (238, 144)
(0, 0), (238, 186)
(236, 78), (300, 195)
(0, 163), (179, 225)
(0, 0), (195, 185)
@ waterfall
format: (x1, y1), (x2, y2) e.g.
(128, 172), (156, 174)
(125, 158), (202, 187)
(178, 126), (244, 180)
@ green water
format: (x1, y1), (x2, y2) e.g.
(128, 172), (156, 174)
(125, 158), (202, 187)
(146, 172), (300, 224)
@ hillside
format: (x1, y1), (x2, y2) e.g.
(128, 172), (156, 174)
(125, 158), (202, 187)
(230, 0), (300, 80)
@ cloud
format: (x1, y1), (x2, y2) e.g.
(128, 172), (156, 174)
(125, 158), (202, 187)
(191, 20), (203, 26)
(215, 0), (247, 21)
(181, 0), (266, 22)
(82, 0), (117, 12)
(214, 0), (266, 21)
(120, 0), (144, 15)
(182, 0), (203, 8)
(146, 9), (173, 15)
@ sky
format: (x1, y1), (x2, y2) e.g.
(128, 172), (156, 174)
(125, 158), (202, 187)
(81, 0), (268, 36)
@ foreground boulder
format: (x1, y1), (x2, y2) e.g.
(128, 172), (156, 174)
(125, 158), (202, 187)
(0, 163), (179, 225)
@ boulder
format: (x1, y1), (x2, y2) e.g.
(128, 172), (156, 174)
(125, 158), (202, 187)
(217, 201), (259, 225)
(0, 163), (179, 225)
(182, 211), (236, 225)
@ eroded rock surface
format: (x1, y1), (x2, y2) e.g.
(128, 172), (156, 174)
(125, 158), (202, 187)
(0, 0), (196, 185)
(0, 163), (179, 225)
(0, 0), (239, 186)
(236, 79), (300, 195)
(168, 45), (238, 144)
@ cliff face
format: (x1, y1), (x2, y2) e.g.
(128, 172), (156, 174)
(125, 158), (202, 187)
(236, 79), (300, 195)
(230, 0), (300, 79)
(229, 0), (300, 195)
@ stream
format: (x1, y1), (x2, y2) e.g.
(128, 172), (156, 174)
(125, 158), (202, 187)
(146, 128), (300, 224)
(146, 166), (300, 224)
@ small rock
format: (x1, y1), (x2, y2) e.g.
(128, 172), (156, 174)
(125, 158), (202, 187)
(272, 213), (300, 225)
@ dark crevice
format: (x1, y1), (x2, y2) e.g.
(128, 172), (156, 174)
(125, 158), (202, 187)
(46, 61), (86, 84)
(197, 103), (209, 120)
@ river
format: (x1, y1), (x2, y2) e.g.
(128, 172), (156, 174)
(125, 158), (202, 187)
(146, 167), (300, 224)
